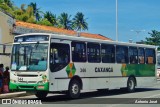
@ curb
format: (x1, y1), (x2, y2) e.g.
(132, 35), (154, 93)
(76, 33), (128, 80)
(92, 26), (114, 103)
(0, 91), (32, 99)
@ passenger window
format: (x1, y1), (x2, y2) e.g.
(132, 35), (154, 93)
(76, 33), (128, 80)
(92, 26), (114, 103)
(50, 43), (70, 72)
(129, 47), (138, 64)
(71, 42), (86, 62)
(145, 49), (155, 64)
(116, 46), (128, 63)
(138, 48), (145, 64)
(101, 44), (115, 63)
(87, 43), (100, 63)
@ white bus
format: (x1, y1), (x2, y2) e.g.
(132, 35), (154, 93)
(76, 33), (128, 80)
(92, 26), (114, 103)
(9, 33), (157, 98)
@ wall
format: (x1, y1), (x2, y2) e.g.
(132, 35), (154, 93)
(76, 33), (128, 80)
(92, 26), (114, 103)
(0, 9), (15, 67)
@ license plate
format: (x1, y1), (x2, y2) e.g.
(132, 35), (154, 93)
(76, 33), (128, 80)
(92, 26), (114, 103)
(38, 86), (44, 89)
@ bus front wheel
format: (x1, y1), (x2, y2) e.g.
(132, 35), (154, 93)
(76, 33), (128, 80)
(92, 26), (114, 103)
(127, 77), (136, 93)
(35, 91), (48, 99)
(68, 80), (80, 98)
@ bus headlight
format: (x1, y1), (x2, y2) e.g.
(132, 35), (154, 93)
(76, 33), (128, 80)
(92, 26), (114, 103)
(10, 79), (17, 83)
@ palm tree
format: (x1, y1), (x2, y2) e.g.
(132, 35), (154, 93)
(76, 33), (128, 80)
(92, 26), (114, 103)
(58, 12), (72, 30)
(28, 2), (42, 21)
(44, 11), (57, 26)
(72, 12), (88, 31)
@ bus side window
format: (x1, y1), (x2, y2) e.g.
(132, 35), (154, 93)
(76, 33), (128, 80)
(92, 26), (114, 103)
(50, 43), (70, 72)
(101, 44), (115, 63)
(116, 46), (128, 63)
(145, 49), (155, 64)
(71, 41), (86, 62)
(87, 43), (100, 63)
(129, 47), (138, 64)
(138, 48), (145, 64)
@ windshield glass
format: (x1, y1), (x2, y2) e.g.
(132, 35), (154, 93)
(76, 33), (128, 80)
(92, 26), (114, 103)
(11, 43), (48, 71)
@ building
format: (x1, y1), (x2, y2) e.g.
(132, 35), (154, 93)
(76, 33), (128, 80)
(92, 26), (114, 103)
(0, 8), (15, 66)
(13, 21), (111, 40)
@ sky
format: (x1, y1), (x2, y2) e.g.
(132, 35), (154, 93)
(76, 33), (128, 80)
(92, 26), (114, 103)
(13, 0), (160, 42)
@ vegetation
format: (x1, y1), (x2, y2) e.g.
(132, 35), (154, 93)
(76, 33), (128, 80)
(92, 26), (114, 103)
(72, 12), (88, 31)
(0, 0), (88, 31)
(144, 30), (160, 50)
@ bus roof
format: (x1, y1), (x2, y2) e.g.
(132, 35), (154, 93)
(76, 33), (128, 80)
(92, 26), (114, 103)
(14, 33), (157, 49)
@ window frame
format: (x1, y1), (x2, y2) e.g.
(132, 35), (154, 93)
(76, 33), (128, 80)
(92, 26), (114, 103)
(87, 43), (101, 63)
(138, 48), (145, 64)
(116, 45), (129, 63)
(71, 41), (87, 62)
(129, 47), (138, 64)
(145, 48), (156, 64)
(101, 44), (115, 63)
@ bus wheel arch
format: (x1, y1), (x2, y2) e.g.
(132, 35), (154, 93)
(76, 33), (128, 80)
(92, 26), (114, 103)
(127, 76), (136, 92)
(68, 75), (82, 98)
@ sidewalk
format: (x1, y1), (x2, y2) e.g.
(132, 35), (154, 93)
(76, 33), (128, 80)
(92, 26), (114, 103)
(0, 91), (30, 99)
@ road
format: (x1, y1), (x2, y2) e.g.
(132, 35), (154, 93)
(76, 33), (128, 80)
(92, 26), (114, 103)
(1, 81), (160, 107)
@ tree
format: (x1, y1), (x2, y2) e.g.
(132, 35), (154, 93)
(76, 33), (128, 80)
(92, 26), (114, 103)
(44, 11), (57, 26)
(72, 12), (88, 31)
(28, 2), (42, 21)
(3, 0), (13, 8)
(145, 30), (160, 49)
(58, 12), (72, 30)
(0, 0), (14, 16)
(37, 18), (52, 26)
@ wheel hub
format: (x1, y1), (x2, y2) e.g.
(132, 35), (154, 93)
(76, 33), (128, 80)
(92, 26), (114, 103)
(129, 80), (134, 89)
(72, 84), (79, 94)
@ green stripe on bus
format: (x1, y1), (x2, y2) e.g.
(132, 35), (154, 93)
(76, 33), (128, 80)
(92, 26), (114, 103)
(121, 64), (155, 76)
(9, 82), (49, 91)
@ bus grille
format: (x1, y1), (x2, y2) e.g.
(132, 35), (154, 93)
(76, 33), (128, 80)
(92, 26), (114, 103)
(19, 81), (37, 84)
(17, 74), (38, 77)
(19, 86), (35, 89)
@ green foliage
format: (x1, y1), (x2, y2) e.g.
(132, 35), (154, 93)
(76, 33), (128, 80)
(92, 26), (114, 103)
(44, 11), (57, 26)
(28, 2), (42, 21)
(26, 16), (36, 23)
(72, 12), (88, 31)
(145, 30), (160, 50)
(0, 1), (89, 30)
(36, 18), (52, 26)
(58, 12), (72, 30)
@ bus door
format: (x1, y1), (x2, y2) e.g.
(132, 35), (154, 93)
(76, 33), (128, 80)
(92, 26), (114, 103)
(49, 39), (70, 90)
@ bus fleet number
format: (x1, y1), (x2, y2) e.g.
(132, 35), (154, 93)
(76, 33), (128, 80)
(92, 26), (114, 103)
(80, 68), (86, 72)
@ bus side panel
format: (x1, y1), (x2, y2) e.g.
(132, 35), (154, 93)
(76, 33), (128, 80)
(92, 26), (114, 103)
(136, 77), (157, 87)
(57, 79), (70, 91)
(109, 77), (127, 89)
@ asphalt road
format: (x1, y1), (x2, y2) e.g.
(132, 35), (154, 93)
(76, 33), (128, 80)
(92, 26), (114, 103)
(1, 81), (160, 107)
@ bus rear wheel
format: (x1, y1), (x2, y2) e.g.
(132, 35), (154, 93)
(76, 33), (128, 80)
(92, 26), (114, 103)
(127, 77), (136, 93)
(35, 91), (48, 99)
(68, 80), (80, 98)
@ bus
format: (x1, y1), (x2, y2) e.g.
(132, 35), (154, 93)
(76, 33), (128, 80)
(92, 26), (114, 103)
(9, 33), (157, 98)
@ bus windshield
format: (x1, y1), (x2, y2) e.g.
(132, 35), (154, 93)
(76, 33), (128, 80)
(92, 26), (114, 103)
(11, 43), (48, 71)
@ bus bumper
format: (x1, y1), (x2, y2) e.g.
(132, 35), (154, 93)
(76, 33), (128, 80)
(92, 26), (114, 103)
(9, 82), (49, 91)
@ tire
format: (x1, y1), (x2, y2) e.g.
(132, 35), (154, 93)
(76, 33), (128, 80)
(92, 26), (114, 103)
(35, 91), (48, 99)
(68, 80), (81, 98)
(127, 77), (136, 93)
